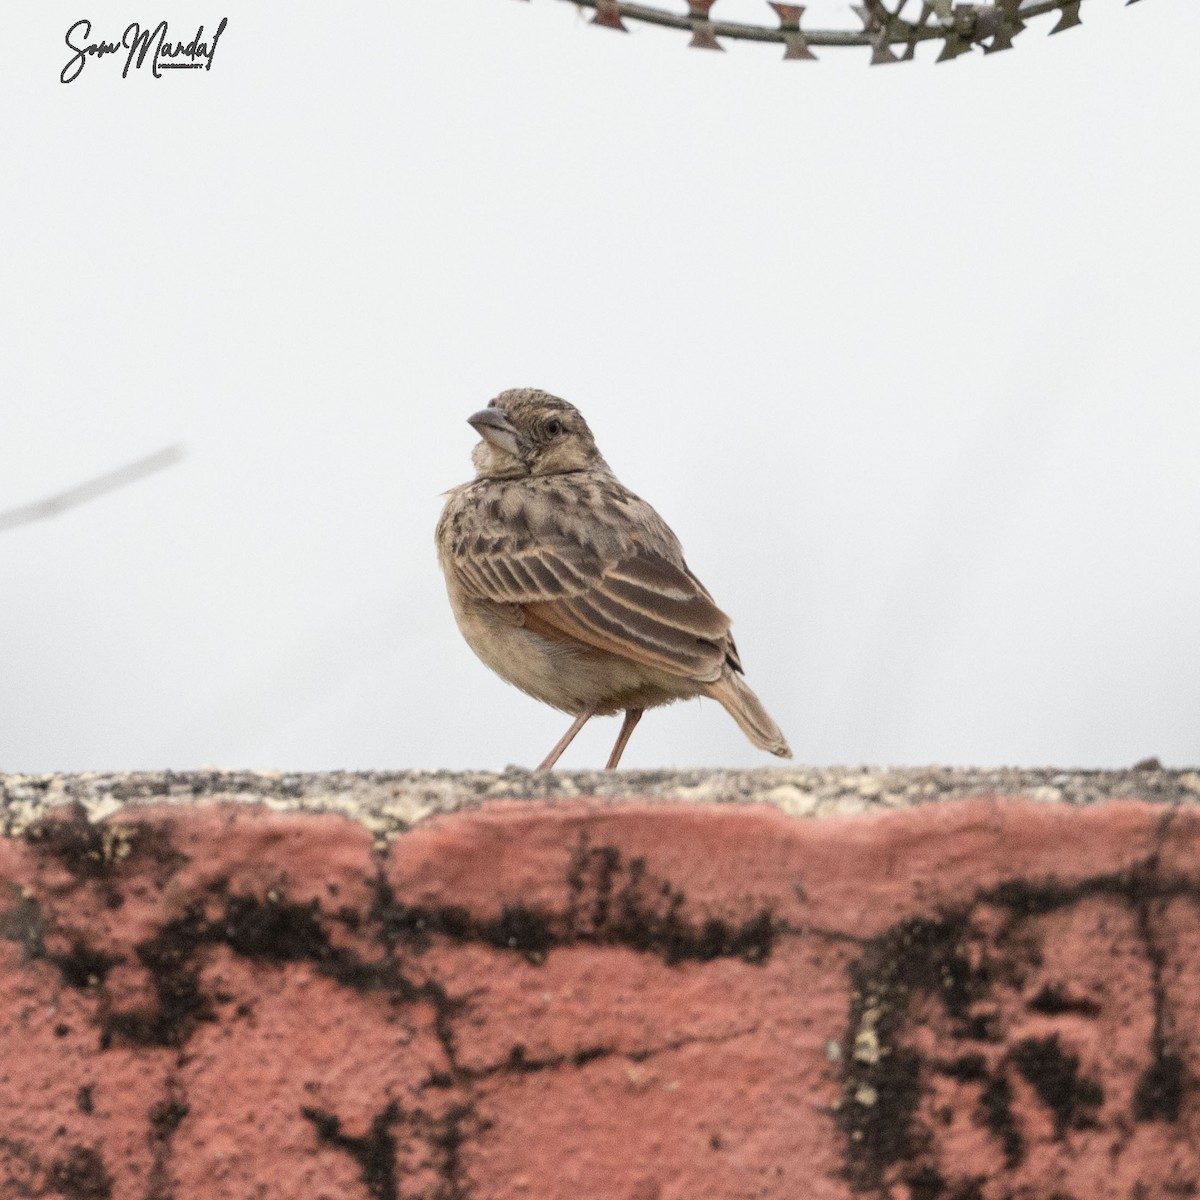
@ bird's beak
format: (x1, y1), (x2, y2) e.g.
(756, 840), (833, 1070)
(468, 408), (525, 459)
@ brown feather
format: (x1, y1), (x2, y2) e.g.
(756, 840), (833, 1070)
(703, 673), (791, 757)
(604, 558), (730, 639)
(573, 588), (723, 677)
(501, 546), (730, 682)
(450, 485), (734, 682)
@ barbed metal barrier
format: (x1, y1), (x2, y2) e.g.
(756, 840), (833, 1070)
(532, 0), (1145, 63)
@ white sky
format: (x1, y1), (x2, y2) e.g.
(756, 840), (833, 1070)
(1, 0), (1197, 774)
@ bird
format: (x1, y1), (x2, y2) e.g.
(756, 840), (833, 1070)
(436, 387), (791, 770)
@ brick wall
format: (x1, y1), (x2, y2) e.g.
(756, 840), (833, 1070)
(2, 768), (1198, 1199)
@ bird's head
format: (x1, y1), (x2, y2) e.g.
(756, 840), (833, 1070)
(468, 388), (605, 479)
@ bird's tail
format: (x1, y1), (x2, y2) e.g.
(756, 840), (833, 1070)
(703, 672), (792, 759)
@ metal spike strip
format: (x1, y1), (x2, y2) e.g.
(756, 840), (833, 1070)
(769, 4), (817, 60)
(543, 0), (1124, 62)
(687, 0), (724, 50)
(592, 0), (628, 29)
(1050, 0), (1083, 31)
(852, 4), (900, 64)
(892, 4), (940, 62)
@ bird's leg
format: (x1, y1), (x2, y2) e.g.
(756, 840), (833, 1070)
(537, 707), (596, 770)
(605, 708), (644, 770)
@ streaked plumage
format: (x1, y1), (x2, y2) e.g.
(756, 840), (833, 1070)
(436, 387), (791, 769)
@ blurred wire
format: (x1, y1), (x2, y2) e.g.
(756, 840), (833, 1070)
(0, 445), (185, 533)
(564, 0), (1093, 61)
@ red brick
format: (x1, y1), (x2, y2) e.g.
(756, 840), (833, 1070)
(1, 793), (1197, 1198)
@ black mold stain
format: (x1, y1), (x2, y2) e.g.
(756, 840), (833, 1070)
(102, 908), (213, 1048)
(904, 1165), (947, 1200)
(479, 905), (555, 957)
(97, 890), (456, 1051)
(217, 893), (330, 961)
(571, 841), (776, 964)
(377, 839), (775, 967)
(49, 941), (124, 990)
(1010, 1035), (1104, 1137)
(47, 1144), (113, 1200)
(947, 1183), (985, 1200)
(24, 804), (186, 889)
(1159, 1183), (1200, 1199)
(76, 1085), (94, 1116)
(1134, 1051), (1185, 1123)
(24, 805), (116, 881)
(838, 859), (1198, 1194)
(839, 912), (979, 1189)
(1027, 984), (1101, 1018)
(571, 1045), (609, 1068)
(1132, 890), (1184, 1123)
(430, 1104), (473, 1200)
(490, 1041), (617, 1078)
(938, 1054), (986, 1083)
(302, 1100), (474, 1200)
(0, 888), (46, 961)
(377, 899), (474, 954)
(25, 823), (779, 1068)
(472, 1027), (744, 1084)
(146, 1083), (189, 1200)
(302, 1102), (400, 1200)
(978, 1068), (1024, 1169)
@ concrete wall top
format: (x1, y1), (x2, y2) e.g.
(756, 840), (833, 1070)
(3, 765), (1198, 842)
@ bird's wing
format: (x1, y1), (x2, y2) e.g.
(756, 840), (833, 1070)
(523, 550), (731, 681)
(451, 506), (732, 682)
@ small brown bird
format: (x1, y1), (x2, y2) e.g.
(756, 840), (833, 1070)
(436, 388), (791, 769)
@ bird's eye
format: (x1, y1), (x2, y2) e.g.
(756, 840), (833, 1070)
(544, 418), (563, 437)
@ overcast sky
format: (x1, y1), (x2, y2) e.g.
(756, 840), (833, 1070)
(1, 0), (1197, 774)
